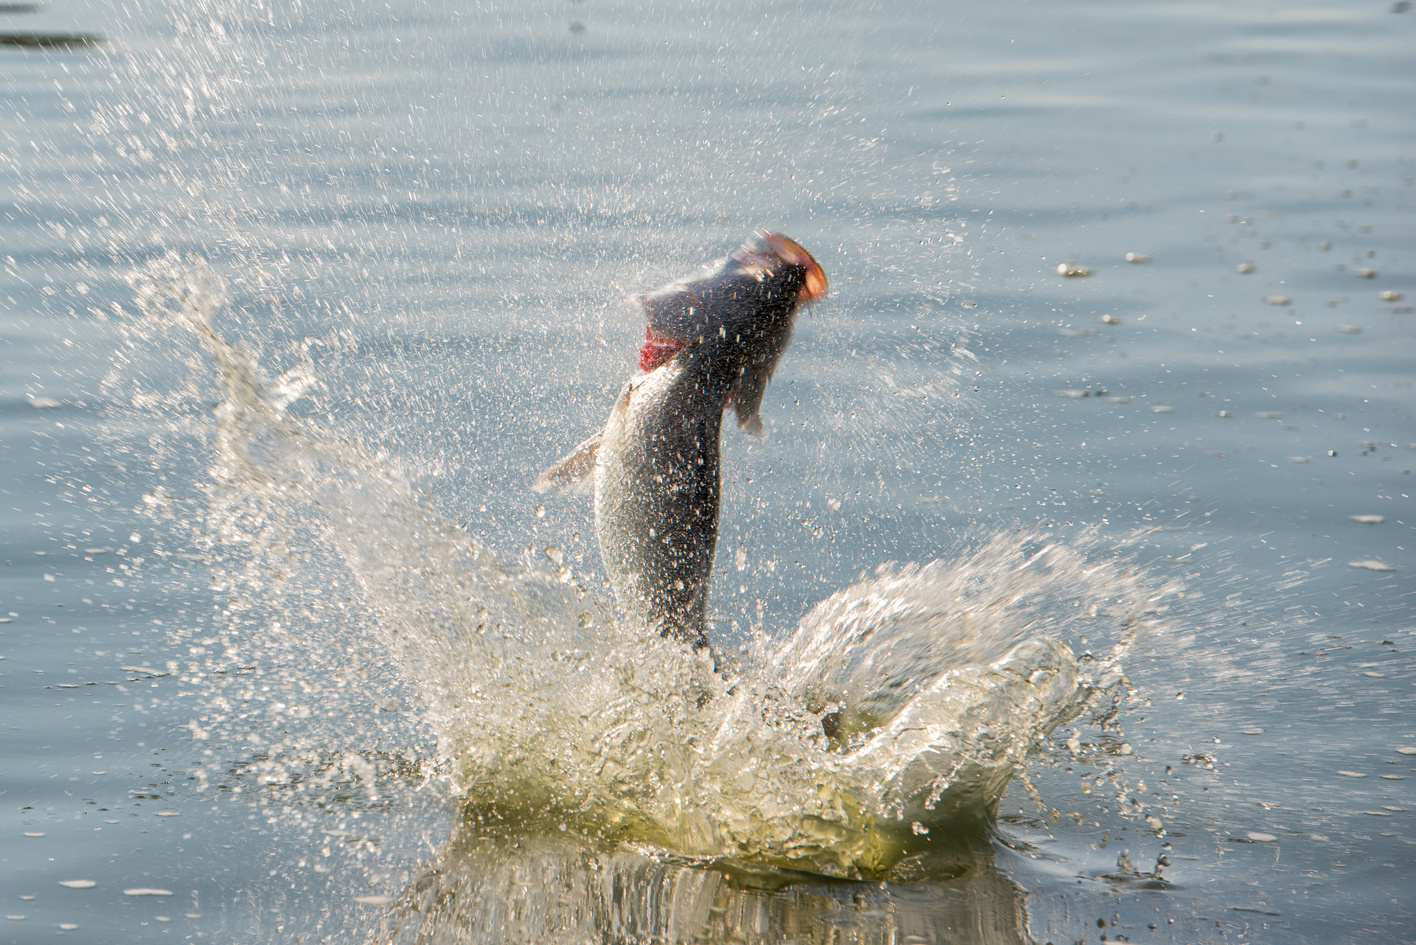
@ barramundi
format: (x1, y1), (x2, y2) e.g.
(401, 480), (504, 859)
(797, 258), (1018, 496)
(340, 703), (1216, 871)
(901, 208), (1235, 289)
(534, 232), (827, 650)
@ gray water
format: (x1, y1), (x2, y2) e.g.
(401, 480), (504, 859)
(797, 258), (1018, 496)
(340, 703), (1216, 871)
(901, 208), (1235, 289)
(2, 0), (1413, 942)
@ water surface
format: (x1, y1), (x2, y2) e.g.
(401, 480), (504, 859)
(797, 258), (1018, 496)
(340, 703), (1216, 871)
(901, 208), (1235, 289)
(2, 0), (1413, 942)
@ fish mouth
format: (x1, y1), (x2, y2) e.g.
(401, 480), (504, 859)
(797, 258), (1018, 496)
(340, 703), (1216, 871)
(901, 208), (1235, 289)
(751, 230), (829, 304)
(636, 231), (828, 373)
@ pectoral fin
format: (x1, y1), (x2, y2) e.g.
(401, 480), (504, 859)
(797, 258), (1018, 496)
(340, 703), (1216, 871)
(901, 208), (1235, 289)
(729, 364), (769, 437)
(531, 429), (603, 495)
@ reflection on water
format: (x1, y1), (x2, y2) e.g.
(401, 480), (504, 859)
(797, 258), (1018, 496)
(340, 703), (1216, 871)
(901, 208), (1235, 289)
(380, 823), (1029, 945)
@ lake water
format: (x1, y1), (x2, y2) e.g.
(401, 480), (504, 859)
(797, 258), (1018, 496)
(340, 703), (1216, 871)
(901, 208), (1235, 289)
(2, 0), (1413, 942)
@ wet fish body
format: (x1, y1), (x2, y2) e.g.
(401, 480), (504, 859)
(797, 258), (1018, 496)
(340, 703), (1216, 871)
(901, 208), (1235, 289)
(536, 232), (827, 647)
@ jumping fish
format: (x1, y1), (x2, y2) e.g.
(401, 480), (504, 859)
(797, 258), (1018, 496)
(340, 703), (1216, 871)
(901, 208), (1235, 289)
(533, 232), (828, 649)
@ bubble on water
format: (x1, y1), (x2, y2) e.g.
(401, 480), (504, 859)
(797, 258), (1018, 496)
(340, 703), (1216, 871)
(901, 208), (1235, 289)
(1347, 560), (1395, 573)
(1337, 770), (1366, 778)
(1236, 262), (1255, 274)
(1350, 514), (1384, 524)
(58, 880), (95, 889)
(1264, 295), (1290, 306)
(1056, 263), (1091, 277)
(123, 888), (173, 897)
(1247, 832), (1277, 842)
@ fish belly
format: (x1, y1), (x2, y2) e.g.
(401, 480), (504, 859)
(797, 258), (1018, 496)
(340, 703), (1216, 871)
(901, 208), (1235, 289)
(594, 364), (723, 647)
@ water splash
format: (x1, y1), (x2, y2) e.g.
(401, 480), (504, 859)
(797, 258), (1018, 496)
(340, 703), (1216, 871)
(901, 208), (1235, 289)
(115, 254), (1180, 882)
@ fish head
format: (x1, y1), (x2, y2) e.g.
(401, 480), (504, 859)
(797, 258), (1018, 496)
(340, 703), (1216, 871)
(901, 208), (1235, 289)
(634, 231), (827, 430)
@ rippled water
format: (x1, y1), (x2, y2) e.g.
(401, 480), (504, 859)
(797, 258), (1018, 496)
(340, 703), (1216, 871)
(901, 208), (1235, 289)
(2, 0), (1413, 942)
